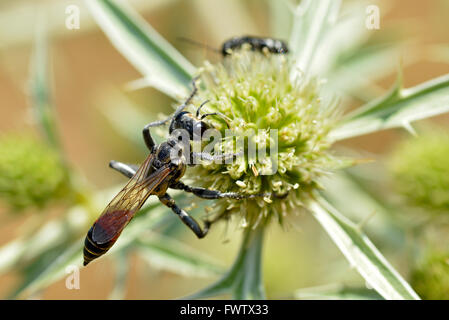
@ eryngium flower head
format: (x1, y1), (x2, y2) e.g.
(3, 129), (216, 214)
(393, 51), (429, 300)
(184, 49), (343, 227)
(0, 135), (69, 212)
(411, 252), (449, 300)
(388, 128), (449, 213)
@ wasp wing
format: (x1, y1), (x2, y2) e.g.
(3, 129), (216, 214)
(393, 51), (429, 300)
(92, 154), (173, 244)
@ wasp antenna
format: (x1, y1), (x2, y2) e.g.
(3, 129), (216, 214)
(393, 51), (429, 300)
(177, 37), (221, 54)
(196, 100), (210, 117)
(173, 77), (200, 118)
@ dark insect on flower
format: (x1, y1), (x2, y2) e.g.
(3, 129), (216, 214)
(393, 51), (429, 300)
(178, 35), (289, 56)
(221, 35), (289, 56)
(83, 79), (269, 266)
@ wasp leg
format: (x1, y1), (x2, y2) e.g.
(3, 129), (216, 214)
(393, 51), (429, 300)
(143, 118), (172, 129)
(158, 193), (210, 238)
(191, 151), (242, 163)
(109, 161), (138, 179)
(172, 76), (200, 117)
(142, 78), (200, 150)
(200, 112), (231, 128)
(170, 181), (270, 200)
(142, 125), (158, 151)
(195, 101), (231, 128)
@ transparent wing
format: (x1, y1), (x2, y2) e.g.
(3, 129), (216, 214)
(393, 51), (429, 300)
(92, 153), (173, 244)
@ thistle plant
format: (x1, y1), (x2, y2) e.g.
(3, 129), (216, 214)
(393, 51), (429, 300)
(410, 252), (449, 300)
(3, 0), (449, 300)
(385, 128), (449, 299)
(188, 50), (342, 228)
(389, 128), (449, 214)
(82, 0), (449, 300)
(0, 135), (69, 212)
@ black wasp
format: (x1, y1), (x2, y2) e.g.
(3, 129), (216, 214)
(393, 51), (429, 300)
(179, 35), (289, 56)
(83, 79), (268, 266)
(221, 35), (289, 56)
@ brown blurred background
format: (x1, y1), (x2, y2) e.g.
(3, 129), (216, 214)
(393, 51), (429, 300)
(0, 0), (449, 299)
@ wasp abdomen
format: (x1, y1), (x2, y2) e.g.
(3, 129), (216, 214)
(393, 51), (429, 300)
(83, 225), (115, 266)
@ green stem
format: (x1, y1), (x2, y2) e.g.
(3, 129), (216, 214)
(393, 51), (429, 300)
(185, 226), (266, 300)
(231, 226), (266, 300)
(30, 14), (61, 151)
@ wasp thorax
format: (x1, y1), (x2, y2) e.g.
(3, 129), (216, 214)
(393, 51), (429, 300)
(169, 111), (210, 141)
(193, 121), (210, 140)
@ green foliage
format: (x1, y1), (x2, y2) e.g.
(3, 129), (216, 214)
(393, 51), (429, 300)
(331, 73), (449, 141)
(30, 15), (61, 150)
(86, 0), (195, 98)
(4, 0), (449, 300)
(294, 283), (383, 300)
(186, 226), (265, 299)
(0, 135), (69, 212)
(411, 252), (449, 300)
(309, 196), (420, 300)
(389, 129), (449, 213)
(82, 0), (436, 300)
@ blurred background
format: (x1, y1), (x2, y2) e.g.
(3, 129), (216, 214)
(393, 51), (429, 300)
(1, 0), (449, 299)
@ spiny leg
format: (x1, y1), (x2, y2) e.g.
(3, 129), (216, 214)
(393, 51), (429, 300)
(201, 112), (231, 128)
(142, 77), (200, 150)
(173, 76), (200, 116)
(142, 124), (157, 151)
(191, 151), (242, 164)
(169, 76), (200, 119)
(170, 181), (271, 200)
(109, 161), (138, 179)
(158, 193), (210, 238)
(143, 118), (171, 130)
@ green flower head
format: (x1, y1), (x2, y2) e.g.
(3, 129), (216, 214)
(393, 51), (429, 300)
(0, 134), (69, 212)
(182, 49), (343, 227)
(411, 252), (449, 300)
(388, 128), (449, 213)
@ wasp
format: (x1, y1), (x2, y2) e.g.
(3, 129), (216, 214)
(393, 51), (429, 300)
(83, 79), (267, 266)
(179, 35), (289, 56)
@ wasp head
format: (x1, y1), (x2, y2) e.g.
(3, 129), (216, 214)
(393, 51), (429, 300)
(169, 111), (210, 141)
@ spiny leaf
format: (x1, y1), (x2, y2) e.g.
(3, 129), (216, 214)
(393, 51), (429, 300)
(294, 283), (383, 300)
(10, 240), (83, 299)
(0, 205), (89, 276)
(85, 0), (195, 98)
(11, 199), (164, 298)
(29, 14), (60, 149)
(135, 233), (224, 278)
(321, 170), (405, 247)
(308, 196), (420, 300)
(289, 0), (341, 75)
(331, 73), (449, 140)
(108, 250), (130, 300)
